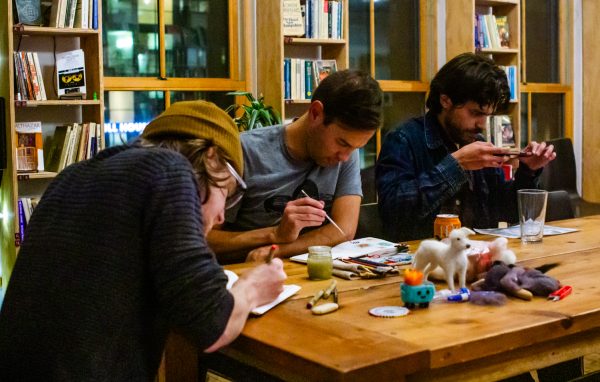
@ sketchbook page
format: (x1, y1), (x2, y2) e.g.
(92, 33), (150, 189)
(289, 237), (399, 264)
(474, 225), (579, 238)
(223, 270), (301, 315)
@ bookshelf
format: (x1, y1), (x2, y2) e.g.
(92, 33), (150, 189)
(0, 0), (104, 284)
(446, 0), (521, 148)
(256, 0), (349, 122)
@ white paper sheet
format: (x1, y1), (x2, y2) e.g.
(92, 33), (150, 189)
(474, 225), (579, 238)
(224, 269), (300, 316)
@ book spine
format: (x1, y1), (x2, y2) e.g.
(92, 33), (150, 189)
(32, 53), (47, 100)
(327, 0), (332, 38)
(49, 0), (60, 27)
(92, 0), (98, 30)
(20, 52), (35, 100)
(284, 58), (291, 100)
(26, 52), (42, 101)
(305, 60), (313, 99)
(18, 199), (26, 243)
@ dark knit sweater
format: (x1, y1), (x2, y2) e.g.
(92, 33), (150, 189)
(0, 145), (234, 381)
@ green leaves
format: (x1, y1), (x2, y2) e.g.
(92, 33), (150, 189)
(226, 91), (282, 131)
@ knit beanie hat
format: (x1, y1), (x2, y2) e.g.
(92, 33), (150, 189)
(142, 100), (243, 174)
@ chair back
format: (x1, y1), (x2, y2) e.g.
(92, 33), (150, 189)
(539, 137), (577, 195)
(546, 190), (575, 222)
(360, 165), (377, 204)
(355, 203), (386, 239)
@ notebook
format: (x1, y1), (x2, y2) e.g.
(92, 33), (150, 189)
(289, 237), (402, 264)
(224, 270), (301, 315)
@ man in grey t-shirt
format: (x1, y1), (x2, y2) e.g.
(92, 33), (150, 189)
(208, 70), (383, 263)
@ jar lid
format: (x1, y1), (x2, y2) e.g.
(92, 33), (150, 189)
(368, 306), (409, 318)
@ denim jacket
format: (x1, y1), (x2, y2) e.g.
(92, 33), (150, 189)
(376, 111), (540, 241)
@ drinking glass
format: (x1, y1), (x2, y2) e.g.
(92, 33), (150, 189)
(518, 189), (548, 243)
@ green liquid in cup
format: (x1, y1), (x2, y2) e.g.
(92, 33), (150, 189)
(307, 246), (332, 280)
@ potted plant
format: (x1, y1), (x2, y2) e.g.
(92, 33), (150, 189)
(225, 91), (282, 131)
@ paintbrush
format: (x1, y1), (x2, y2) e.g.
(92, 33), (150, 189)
(300, 189), (345, 236)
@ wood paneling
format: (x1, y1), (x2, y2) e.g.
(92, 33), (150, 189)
(582, 0), (600, 202)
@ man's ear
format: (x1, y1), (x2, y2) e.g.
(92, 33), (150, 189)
(308, 100), (325, 126)
(440, 94), (453, 110)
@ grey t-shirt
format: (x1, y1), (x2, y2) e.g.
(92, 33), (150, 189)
(226, 124), (362, 230)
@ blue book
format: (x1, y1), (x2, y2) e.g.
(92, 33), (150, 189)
(18, 199), (26, 243)
(92, 0), (98, 30)
(284, 58), (291, 100)
(307, 0), (312, 38)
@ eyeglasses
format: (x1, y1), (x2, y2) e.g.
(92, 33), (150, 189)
(225, 162), (247, 210)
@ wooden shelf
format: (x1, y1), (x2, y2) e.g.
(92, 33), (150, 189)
(478, 48), (519, 54)
(15, 100), (101, 107)
(3, 0), (105, 259)
(283, 37), (346, 45)
(13, 25), (99, 37)
(477, 0), (518, 6)
(17, 172), (58, 181)
(285, 99), (311, 104)
(257, 1), (349, 121)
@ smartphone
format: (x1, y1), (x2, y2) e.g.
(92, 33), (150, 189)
(493, 150), (532, 157)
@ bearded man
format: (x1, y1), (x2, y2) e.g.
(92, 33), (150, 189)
(376, 53), (556, 241)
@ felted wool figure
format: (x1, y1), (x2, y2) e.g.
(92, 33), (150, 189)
(472, 261), (561, 300)
(466, 237), (517, 282)
(488, 237), (517, 264)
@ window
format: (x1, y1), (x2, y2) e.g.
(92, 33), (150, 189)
(521, 0), (572, 143)
(103, 0), (245, 146)
(349, 0), (431, 202)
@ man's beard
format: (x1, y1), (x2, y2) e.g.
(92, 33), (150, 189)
(443, 115), (482, 146)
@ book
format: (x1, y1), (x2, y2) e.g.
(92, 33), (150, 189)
(44, 124), (69, 172)
(283, 0), (305, 36)
(91, 0), (97, 29)
(32, 52), (47, 100)
(15, 121), (43, 172)
(56, 49), (86, 99)
(495, 15), (510, 47)
(498, 115), (515, 146)
(224, 270), (301, 315)
(15, 0), (43, 25)
(312, 59), (337, 86)
(17, 199), (26, 243)
(290, 237), (405, 264)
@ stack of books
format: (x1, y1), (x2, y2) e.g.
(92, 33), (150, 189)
(13, 52), (47, 101)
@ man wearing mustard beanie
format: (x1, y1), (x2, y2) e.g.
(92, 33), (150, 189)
(0, 100), (286, 380)
(209, 70), (383, 263)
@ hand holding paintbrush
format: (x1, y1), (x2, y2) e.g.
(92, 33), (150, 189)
(300, 190), (345, 236)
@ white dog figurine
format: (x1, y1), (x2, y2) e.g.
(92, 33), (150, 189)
(413, 227), (476, 291)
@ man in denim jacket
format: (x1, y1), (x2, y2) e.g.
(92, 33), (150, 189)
(376, 53), (556, 241)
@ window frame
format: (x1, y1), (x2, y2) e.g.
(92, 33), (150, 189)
(103, 0), (248, 109)
(359, 0), (433, 154)
(521, 0), (573, 141)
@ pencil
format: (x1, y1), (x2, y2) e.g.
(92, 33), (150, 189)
(300, 190), (345, 236)
(266, 244), (278, 264)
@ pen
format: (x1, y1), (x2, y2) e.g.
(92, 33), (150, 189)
(307, 289), (324, 309)
(300, 190), (345, 236)
(322, 280), (337, 299)
(266, 244), (278, 264)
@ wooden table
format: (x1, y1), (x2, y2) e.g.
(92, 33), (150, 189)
(213, 216), (600, 381)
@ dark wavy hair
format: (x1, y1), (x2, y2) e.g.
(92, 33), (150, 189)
(312, 69), (383, 131)
(426, 53), (510, 114)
